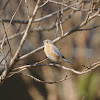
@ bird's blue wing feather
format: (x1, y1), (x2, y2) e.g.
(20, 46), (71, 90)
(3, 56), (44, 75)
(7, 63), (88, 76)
(62, 57), (72, 65)
(52, 45), (64, 57)
(52, 45), (72, 65)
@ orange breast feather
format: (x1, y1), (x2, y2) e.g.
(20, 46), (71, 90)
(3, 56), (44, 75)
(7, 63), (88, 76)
(44, 44), (60, 62)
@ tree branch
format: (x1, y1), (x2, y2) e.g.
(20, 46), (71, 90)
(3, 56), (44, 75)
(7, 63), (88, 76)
(0, 0), (41, 85)
(7, 61), (100, 84)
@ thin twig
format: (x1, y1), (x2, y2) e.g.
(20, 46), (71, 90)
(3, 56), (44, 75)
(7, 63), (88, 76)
(39, 0), (48, 8)
(6, 0), (23, 32)
(11, 58), (48, 72)
(0, 17), (12, 57)
(48, 0), (83, 11)
(0, 50), (10, 65)
(0, 31), (25, 44)
(24, 0), (30, 19)
(0, 0), (11, 15)
(78, 24), (100, 31)
(20, 73), (75, 84)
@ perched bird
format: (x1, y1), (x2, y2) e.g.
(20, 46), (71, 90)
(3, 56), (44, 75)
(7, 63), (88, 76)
(43, 39), (72, 64)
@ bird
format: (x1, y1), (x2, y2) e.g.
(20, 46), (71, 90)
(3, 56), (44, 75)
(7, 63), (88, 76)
(43, 39), (72, 64)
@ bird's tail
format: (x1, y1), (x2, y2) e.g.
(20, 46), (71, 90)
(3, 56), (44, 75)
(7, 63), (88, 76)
(62, 57), (72, 65)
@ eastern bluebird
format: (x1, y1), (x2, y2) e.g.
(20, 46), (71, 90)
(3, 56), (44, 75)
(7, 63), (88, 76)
(43, 39), (72, 64)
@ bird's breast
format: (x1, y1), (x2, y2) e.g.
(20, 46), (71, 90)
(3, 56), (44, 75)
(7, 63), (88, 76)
(44, 44), (60, 62)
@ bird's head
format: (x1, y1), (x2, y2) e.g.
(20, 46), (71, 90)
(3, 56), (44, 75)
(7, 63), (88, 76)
(43, 39), (53, 45)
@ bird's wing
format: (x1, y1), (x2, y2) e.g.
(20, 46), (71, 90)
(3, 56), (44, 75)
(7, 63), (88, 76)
(52, 45), (72, 65)
(51, 45), (64, 57)
(62, 57), (72, 64)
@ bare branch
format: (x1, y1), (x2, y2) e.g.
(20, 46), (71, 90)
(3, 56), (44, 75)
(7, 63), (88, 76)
(0, 0), (41, 85)
(9, 61), (100, 77)
(0, 0), (11, 15)
(0, 31), (25, 44)
(24, 0), (30, 19)
(9, 0), (41, 68)
(78, 24), (100, 31)
(0, 10), (76, 45)
(39, 0), (48, 8)
(50, 61), (100, 75)
(20, 73), (75, 84)
(6, 0), (23, 32)
(0, 50), (10, 65)
(6, 60), (100, 85)
(0, 2), (93, 24)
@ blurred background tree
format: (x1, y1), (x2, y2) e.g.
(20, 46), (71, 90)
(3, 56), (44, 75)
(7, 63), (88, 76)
(0, 0), (100, 100)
